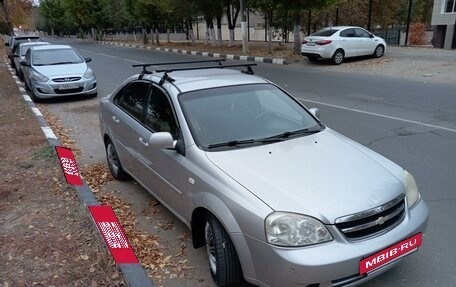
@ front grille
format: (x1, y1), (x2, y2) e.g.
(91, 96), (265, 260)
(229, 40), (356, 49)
(53, 77), (81, 82)
(335, 194), (405, 240)
(54, 87), (84, 94)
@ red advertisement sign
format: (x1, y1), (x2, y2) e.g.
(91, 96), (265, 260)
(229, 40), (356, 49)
(360, 233), (422, 274)
(89, 206), (139, 264)
(55, 146), (83, 186)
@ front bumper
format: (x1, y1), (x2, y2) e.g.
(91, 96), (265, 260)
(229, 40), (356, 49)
(241, 199), (429, 287)
(31, 76), (97, 99)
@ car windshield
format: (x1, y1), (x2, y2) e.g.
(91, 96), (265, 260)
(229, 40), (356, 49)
(310, 29), (339, 37)
(179, 84), (322, 151)
(21, 44), (44, 56)
(32, 48), (84, 66)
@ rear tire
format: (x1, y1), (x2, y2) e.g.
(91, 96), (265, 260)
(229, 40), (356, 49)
(373, 45), (385, 58)
(331, 49), (344, 65)
(204, 214), (243, 287)
(105, 139), (129, 180)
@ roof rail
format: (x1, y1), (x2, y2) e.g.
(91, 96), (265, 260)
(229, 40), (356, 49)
(132, 59), (225, 69)
(133, 59), (226, 79)
(155, 63), (257, 75)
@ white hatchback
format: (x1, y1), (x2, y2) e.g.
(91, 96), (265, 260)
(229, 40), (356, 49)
(301, 26), (387, 64)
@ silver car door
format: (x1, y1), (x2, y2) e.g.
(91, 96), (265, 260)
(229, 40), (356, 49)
(108, 80), (151, 175)
(137, 85), (192, 221)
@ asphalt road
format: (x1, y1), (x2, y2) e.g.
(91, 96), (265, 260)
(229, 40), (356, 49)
(40, 37), (456, 286)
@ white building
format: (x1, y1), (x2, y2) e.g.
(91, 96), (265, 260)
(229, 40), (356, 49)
(431, 0), (456, 49)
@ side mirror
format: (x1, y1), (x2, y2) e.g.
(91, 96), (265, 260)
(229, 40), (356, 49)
(309, 108), (320, 119)
(84, 57), (92, 63)
(20, 61), (28, 67)
(148, 132), (176, 149)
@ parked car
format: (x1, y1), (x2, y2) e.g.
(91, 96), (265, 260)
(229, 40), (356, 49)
(21, 45), (97, 102)
(13, 41), (50, 80)
(301, 26), (386, 65)
(5, 34), (40, 68)
(99, 60), (428, 287)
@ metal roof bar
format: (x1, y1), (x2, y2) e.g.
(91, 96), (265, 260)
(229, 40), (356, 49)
(155, 63), (257, 74)
(132, 59), (226, 68)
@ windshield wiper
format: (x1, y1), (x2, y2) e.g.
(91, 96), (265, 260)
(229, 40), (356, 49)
(265, 127), (322, 140)
(48, 61), (76, 65)
(208, 137), (282, 149)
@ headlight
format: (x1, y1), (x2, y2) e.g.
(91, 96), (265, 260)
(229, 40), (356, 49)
(404, 170), (421, 208)
(83, 68), (94, 79)
(265, 212), (332, 247)
(31, 71), (49, 82)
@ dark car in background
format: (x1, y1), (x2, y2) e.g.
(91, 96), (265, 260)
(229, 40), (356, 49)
(5, 34), (40, 68)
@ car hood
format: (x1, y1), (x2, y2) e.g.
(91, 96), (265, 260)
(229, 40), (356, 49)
(33, 63), (87, 77)
(205, 129), (405, 224)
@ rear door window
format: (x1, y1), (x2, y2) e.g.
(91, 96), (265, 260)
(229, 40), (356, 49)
(114, 81), (151, 122)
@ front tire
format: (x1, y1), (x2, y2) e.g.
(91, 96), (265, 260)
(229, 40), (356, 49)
(374, 45), (385, 58)
(105, 139), (129, 180)
(331, 49), (344, 65)
(205, 214), (243, 287)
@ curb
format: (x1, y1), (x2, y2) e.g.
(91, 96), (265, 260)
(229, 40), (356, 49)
(3, 57), (154, 287)
(74, 37), (289, 65)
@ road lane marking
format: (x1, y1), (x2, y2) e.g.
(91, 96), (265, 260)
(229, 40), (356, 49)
(98, 53), (118, 59)
(299, 98), (456, 134)
(124, 58), (142, 64)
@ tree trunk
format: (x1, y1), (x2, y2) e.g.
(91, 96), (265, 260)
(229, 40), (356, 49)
(293, 14), (301, 55)
(216, 16), (222, 47)
(229, 29), (235, 47)
(0, 0), (13, 35)
(142, 28), (147, 45)
(166, 28), (170, 43)
(155, 27), (159, 45)
(267, 11), (272, 54)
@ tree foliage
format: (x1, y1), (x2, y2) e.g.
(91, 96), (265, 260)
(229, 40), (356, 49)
(1, 0), (33, 34)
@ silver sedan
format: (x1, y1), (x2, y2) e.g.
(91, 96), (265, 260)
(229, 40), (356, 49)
(99, 61), (428, 287)
(21, 44), (97, 101)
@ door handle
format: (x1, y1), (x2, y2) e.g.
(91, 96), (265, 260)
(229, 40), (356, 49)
(139, 137), (149, 147)
(112, 116), (120, 123)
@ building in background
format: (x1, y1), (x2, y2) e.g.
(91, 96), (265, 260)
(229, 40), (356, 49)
(431, 0), (456, 49)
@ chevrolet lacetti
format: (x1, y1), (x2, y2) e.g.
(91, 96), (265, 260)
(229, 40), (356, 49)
(99, 60), (428, 287)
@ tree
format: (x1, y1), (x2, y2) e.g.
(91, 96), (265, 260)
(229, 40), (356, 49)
(225, 0), (240, 47)
(1, 0), (33, 34)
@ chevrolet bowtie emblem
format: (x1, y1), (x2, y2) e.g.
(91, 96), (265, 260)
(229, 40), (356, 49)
(376, 216), (386, 225)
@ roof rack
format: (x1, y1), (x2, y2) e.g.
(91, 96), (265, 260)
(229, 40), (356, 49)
(155, 63), (257, 85)
(156, 63), (257, 75)
(133, 59), (225, 79)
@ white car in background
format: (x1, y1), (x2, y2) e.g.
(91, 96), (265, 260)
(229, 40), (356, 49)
(13, 41), (50, 80)
(301, 26), (386, 65)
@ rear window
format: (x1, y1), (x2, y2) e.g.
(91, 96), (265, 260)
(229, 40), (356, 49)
(310, 29), (338, 37)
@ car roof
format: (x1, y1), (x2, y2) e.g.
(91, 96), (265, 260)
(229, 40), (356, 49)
(149, 68), (268, 93)
(30, 44), (74, 51)
(322, 26), (365, 30)
(13, 35), (40, 40)
(19, 41), (49, 47)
